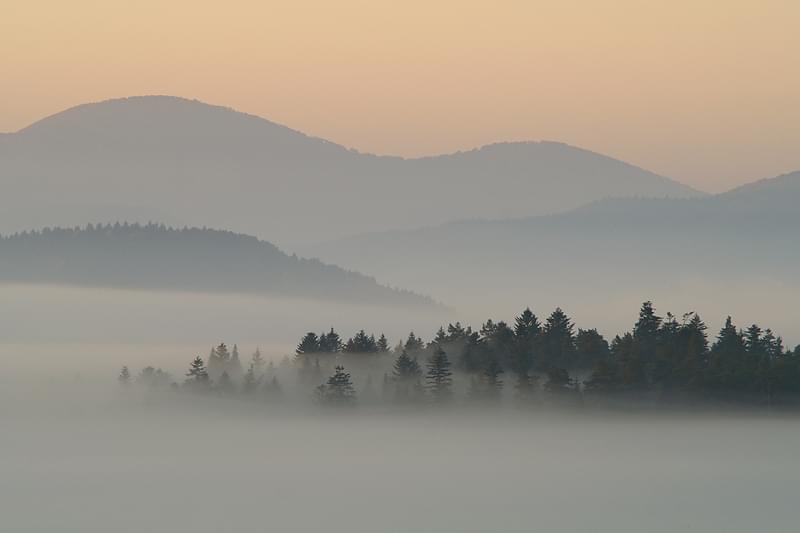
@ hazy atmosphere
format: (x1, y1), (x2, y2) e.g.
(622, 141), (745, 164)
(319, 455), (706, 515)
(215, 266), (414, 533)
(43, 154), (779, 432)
(2, 1), (799, 532)
(3, 0), (800, 191)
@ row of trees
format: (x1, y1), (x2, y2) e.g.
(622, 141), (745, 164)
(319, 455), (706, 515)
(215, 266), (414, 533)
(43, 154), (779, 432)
(119, 302), (800, 408)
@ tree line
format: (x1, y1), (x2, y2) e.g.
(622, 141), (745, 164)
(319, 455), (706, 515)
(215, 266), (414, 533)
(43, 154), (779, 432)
(119, 301), (800, 409)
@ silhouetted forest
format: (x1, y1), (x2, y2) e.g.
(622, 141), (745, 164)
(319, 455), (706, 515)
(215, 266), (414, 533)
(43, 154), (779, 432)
(0, 223), (435, 307)
(120, 301), (800, 409)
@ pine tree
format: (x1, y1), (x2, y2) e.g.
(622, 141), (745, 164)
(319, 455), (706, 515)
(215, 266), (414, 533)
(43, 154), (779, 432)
(318, 328), (342, 353)
(707, 316), (747, 392)
(185, 356), (210, 391)
(377, 333), (390, 353)
(404, 332), (425, 353)
(612, 333), (646, 389)
(296, 332), (321, 355)
(392, 349), (423, 401)
(426, 347), (453, 403)
(511, 308), (540, 396)
(207, 346), (223, 382)
(432, 326), (447, 346)
(574, 329), (610, 370)
(540, 308), (576, 370)
(634, 301), (662, 345)
(227, 344), (244, 383)
(514, 307), (540, 342)
(343, 330), (379, 354)
(393, 349), (422, 380)
(316, 366), (357, 405)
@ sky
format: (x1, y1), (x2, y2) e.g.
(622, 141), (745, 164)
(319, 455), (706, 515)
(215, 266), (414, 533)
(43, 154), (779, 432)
(2, 0), (798, 192)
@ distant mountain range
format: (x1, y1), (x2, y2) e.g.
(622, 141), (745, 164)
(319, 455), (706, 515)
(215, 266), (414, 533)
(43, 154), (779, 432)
(0, 95), (702, 244)
(0, 224), (437, 308)
(302, 170), (800, 316)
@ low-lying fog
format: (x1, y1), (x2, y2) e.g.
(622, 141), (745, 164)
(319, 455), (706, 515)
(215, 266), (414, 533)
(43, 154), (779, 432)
(3, 385), (799, 533)
(1, 282), (797, 349)
(2, 283), (799, 532)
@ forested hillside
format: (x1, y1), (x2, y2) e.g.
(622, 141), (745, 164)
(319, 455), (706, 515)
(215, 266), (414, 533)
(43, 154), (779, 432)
(0, 223), (435, 307)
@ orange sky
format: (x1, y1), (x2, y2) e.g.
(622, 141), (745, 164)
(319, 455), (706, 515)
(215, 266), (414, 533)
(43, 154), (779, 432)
(2, 0), (798, 191)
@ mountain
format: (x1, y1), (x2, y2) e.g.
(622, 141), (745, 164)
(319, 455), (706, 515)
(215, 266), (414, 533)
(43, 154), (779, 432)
(301, 171), (800, 336)
(0, 96), (702, 244)
(0, 223), (437, 308)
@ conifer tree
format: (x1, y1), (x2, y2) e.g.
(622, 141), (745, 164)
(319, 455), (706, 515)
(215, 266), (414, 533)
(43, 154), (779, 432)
(227, 344), (244, 383)
(377, 333), (390, 353)
(318, 328), (342, 353)
(207, 343), (231, 382)
(404, 332), (425, 354)
(316, 365), (357, 405)
(343, 330), (379, 354)
(574, 329), (610, 370)
(540, 308), (576, 370)
(426, 347), (453, 403)
(296, 332), (321, 355)
(185, 356), (210, 391)
(392, 349), (423, 401)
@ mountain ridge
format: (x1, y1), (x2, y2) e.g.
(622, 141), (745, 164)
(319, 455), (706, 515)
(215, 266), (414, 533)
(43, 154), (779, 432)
(0, 95), (703, 243)
(0, 222), (440, 309)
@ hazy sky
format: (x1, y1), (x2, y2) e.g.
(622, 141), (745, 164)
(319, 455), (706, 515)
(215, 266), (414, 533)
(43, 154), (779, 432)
(2, 0), (798, 192)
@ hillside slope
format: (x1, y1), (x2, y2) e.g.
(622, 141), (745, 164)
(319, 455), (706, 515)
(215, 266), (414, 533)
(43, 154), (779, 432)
(0, 96), (702, 243)
(0, 223), (436, 308)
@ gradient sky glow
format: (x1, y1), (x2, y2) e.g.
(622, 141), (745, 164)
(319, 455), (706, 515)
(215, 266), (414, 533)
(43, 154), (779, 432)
(2, 0), (798, 191)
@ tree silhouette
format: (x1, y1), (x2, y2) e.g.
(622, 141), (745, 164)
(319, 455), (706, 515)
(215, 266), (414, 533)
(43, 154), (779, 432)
(185, 356), (210, 391)
(426, 347), (453, 403)
(316, 366), (357, 406)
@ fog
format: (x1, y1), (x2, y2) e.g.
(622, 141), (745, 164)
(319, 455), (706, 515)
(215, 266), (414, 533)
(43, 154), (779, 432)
(3, 281), (800, 532)
(3, 382), (799, 533)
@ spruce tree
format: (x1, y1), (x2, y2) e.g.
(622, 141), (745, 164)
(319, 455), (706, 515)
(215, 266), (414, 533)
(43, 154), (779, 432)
(426, 347), (453, 403)
(296, 332), (321, 355)
(316, 365), (357, 405)
(343, 330), (379, 354)
(318, 328), (342, 353)
(377, 333), (390, 353)
(185, 356), (210, 391)
(404, 332), (425, 353)
(227, 344), (244, 383)
(392, 349), (423, 401)
(574, 329), (610, 371)
(541, 308), (576, 370)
